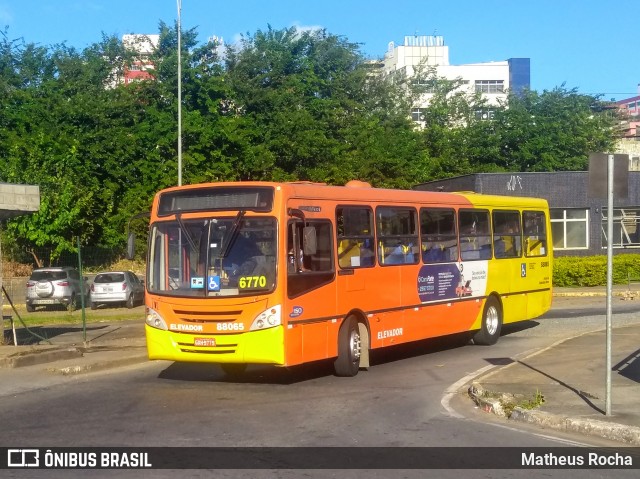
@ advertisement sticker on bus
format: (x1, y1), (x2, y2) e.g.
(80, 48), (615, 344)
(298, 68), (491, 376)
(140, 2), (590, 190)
(417, 262), (488, 302)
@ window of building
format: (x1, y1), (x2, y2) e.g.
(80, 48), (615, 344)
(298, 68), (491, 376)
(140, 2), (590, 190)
(411, 108), (427, 122)
(376, 207), (419, 265)
(551, 208), (588, 250)
(475, 80), (504, 94)
(336, 206), (375, 268)
(601, 207), (640, 248)
(420, 208), (458, 263)
(474, 109), (495, 121)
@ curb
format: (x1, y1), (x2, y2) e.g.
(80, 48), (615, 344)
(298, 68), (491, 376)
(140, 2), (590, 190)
(553, 291), (635, 298)
(0, 347), (83, 368)
(46, 351), (149, 376)
(468, 383), (640, 446)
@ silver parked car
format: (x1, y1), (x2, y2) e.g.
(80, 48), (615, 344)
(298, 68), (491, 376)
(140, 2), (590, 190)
(90, 271), (144, 310)
(26, 267), (88, 312)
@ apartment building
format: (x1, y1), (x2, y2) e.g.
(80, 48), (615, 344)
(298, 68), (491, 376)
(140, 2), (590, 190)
(379, 35), (530, 123)
(122, 34), (160, 85)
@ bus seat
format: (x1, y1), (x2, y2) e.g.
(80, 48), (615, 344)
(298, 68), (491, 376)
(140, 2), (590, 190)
(479, 244), (492, 259)
(338, 239), (361, 268)
(424, 246), (445, 263)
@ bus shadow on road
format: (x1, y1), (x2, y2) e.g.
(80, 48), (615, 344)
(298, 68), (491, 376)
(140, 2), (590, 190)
(155, 322), (543, 385)
(500, 320), (540, 336)
(369, 333), (473, 368)
(157, 360), (338, 385)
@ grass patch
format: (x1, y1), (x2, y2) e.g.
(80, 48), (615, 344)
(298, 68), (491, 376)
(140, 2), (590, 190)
(501, 390), (545, 417)
(3, 304), (144, 327)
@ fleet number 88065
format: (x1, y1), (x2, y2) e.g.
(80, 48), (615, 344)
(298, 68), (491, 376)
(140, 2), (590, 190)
(217, 322), (245, 331)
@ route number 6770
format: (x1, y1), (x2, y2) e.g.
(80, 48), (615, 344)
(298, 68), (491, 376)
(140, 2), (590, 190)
(238, 275), (267, 289)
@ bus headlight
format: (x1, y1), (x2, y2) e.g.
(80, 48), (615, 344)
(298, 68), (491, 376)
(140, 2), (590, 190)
(250, 305), (282, 331)
(146, 307), (168, 331)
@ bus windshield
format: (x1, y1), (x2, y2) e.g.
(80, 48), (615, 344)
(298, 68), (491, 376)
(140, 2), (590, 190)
(148, 216), (277, 297)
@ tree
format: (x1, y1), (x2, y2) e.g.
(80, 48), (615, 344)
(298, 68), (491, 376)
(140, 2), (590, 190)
(491, 87), (620, 171)
(0, 24), (624, 267)
(223, 26), (424, 186)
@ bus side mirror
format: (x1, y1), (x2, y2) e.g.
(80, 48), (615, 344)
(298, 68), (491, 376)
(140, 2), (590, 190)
(303, 226), (317, 255)
(126, 232), (136, 260)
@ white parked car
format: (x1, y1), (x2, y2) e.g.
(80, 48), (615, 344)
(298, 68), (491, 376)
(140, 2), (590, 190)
(90, 271), (144, 310)
(26, 267), (88, 312)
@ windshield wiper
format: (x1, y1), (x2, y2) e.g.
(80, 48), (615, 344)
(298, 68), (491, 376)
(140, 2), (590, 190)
(175, 213), (198, 251)
(219, 210), (246, 259)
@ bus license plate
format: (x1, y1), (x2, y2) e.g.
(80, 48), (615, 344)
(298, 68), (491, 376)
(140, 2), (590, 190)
(194, 338), (216, 347)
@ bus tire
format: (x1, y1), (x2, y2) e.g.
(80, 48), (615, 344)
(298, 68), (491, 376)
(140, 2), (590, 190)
(473, 296), (502, 346)
(334, 316), (361, 377)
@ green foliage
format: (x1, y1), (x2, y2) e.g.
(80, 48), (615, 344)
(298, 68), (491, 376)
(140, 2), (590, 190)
(553, 254), (640, 287)
(0, 25), (622, 267)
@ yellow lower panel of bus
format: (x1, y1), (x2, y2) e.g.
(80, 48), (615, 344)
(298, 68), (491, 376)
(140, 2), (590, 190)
(145, 325), (285, 365)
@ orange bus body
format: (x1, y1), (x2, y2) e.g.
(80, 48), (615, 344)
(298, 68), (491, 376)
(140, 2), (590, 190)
(142, 181), (552, 376)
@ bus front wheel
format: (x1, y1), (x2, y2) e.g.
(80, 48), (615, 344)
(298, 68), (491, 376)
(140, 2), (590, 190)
(334, 316), (361, 377)
(473, 296), (502, 346)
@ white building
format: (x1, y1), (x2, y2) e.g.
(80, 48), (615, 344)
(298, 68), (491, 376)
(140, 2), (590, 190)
(380, 35), (530, 123)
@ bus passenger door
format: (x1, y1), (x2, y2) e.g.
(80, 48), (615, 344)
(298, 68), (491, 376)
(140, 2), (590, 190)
(284, 219), (337, 364)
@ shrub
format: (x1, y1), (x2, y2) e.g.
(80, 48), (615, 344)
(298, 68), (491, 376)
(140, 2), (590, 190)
(553, 254), (640, 287)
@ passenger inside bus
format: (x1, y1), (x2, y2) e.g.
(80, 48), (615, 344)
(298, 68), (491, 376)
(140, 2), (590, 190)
(423, 244), (447, 263)
(224, 233), (265, 285)
(287, 236), (309, 273)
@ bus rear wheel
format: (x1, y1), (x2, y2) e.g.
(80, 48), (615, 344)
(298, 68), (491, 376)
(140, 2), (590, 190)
(334, 316), (361, 377)
(473, 296), (502, 346)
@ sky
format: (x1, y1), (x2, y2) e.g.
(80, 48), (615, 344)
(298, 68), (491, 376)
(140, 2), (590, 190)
(1, 0), (639, 101)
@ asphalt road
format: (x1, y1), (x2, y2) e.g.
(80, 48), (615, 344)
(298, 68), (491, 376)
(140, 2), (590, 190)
(2, 297), (640, 478)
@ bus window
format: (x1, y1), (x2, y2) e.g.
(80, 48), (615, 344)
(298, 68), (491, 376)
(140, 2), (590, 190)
(523, 211), (548, 257)
(459, 210), (492, 260)
(492, 210), (522, 258)
(148, 216), (277, 296)
(376, 207), (419, 265)
(287, 220), (334, 298)
(420, 208), (458, 263)
(336, 206), (375, 268)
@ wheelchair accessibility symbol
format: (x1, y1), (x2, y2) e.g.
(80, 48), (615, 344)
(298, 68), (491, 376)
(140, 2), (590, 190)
(208, 275), (221, 291)
(521, 263), (527, 277)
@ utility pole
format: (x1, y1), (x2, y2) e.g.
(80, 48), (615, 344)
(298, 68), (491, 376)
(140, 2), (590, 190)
(177, 0), (182, 186)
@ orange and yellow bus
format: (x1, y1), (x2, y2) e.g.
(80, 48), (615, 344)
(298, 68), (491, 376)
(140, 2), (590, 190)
(129, 180), (552, 376)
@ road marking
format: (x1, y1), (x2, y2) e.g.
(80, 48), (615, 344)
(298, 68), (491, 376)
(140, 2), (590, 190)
(441, 364), (494, 419)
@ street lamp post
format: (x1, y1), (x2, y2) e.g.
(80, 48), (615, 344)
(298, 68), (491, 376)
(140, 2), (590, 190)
(177, 0), (182, 186)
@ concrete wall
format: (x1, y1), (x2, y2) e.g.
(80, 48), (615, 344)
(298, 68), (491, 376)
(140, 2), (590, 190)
(0, 183), (40, 218)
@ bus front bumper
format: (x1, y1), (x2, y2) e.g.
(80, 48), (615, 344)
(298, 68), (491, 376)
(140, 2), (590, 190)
(144, 324), (285, 365)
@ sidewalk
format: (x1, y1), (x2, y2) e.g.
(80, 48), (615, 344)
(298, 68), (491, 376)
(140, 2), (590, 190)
(0, 319), (147, 373)
(468, 323), (640, 446)
(1, 287), (640, 446)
